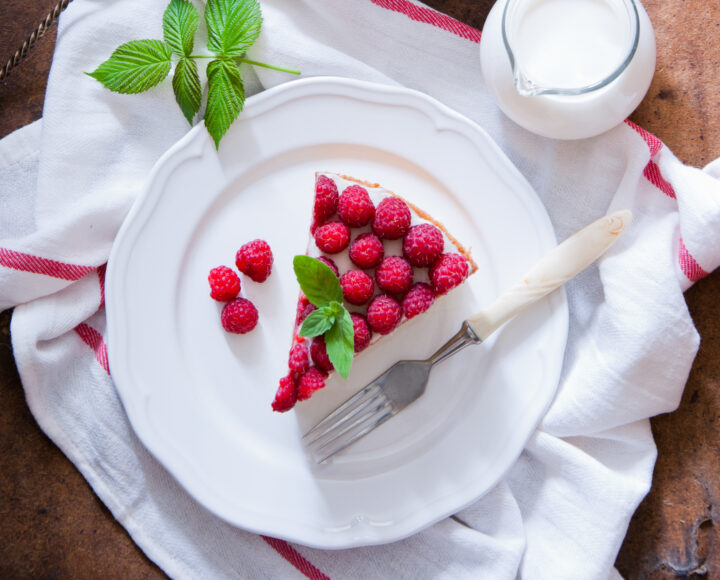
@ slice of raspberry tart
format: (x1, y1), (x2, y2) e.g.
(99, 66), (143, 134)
(272, 172), (478, 412)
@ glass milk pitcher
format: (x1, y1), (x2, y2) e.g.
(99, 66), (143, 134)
(480, 0), (656, 139)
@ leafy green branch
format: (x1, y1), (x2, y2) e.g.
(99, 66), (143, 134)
(87, 0), (299, 148)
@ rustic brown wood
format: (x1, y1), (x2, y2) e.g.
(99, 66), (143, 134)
(0, 0), (718, 577)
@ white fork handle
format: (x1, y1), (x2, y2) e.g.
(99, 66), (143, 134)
(467, 209), (632, 341)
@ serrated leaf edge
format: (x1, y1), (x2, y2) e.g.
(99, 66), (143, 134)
(205, 0), (263, 57)
(87, 39), (172, 95)
(172, 57), (202, 124)
(163, 0), (200, 56)
(203, 58), (245, 148)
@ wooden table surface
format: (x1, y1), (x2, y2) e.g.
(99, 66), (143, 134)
(1, 1), (718, 578)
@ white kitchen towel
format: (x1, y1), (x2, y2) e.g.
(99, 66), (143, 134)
(2, 0), (720, 578)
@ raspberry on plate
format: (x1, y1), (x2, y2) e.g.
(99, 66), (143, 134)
(367, 294), (402, 335)
(351, 313), (372, 353)
(288, 344), (310, 377)
(340, 269), (375, 305)
(430, 253), (470, 295)
(235, 239), (274, 282)
(310, 336), (334, 373)
(403, 223), (444, 267)
(402, 282), (436, 319)
(372, 196), (412, 239)
(314, 174), (339, 224)
(349, 233), (384, 269)
(221, 297), (259, 334)
(272, 373), (297, 412)
(296, 301), (317, 325)
(207, 265), (241, 301)
(297, 367), (327, 401)
(314, 221), (351, 254)
(337, 185), (375, 227)
(375, 256), (413, 295)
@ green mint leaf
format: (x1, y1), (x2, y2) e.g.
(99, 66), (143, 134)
(205, 0), (263, 58)
(325, 308), (354, 380)
(87, 39), (172, 94)
(173, 57), (202, 124)
(163, 0), (200, 56)
(293, 255), (343, 308)
(204, 58), (245, 148)
(299, 307), (335, 338)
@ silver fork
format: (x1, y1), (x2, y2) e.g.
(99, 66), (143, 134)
(303, 210), (632, 463)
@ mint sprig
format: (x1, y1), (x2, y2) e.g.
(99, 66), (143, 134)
(87, 0), (300, 149)
(294, 255), (355, 380)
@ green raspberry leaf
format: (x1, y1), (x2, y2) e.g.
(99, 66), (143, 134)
(87, 39), (172, 94)
(173, 57), (202, 124)
(293, 255), (343, 308)
(204, 58), (245, 149)
(205, 0), (263, 58)
(325, 308), (354, 380)
(299, 307), (335, 338)
(163, 0), (200, 56)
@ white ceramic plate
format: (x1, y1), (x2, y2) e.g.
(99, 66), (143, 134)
(106, 76), (568, 549)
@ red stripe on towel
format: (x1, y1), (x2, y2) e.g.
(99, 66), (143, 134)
(75, 323), (110, 374)
(0, 247), (95, 281)
(678, 237), (709, 282)
(262, 536), (331, 580)
(643, 160), (676, 199)
(97, 263), (107, 308)
(369, 0), (482, 43)
(628, 123), (707, 283)
(625, 119), (663, 157)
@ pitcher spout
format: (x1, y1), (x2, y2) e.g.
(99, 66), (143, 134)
(513, 66), (545, 97)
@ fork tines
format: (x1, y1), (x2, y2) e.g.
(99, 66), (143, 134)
(302, 383), (395, 463)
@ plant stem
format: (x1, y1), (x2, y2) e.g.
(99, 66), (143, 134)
(237, 58), (301, 74)
(189, 55), (300, 75)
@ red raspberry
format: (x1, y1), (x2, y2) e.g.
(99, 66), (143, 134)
(337, 185), (375, 227)
(430, 253), (470, 295)
(375, 256), (413, 295)
(314, 222), (350, 254)
(296, 295), (311, 324)
(314, 174), (339, 224)
(367, 294), (402, 335)
(316, 256), (339, 277)
(221, 298), (258, 334)
(403, 224), (444, 267)
(351, 313), (372, 353)
(235, 239), (273, 282)
(349, 233), (384, 269)
(372, 197), (411, 239)
(297, 367), (327, 401)
(288, 344), (310, 377)
(340, 269), (375, 305)
(310, 336), (334, 373)
(207, 265), (241, 301)
(272, 373), (297, 412)
(296, 293), (309, 317)
(402, 282), (436, 319)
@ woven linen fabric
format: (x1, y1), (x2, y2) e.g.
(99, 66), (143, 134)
(2, 1), (720, 578)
